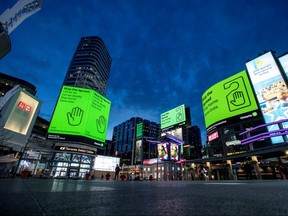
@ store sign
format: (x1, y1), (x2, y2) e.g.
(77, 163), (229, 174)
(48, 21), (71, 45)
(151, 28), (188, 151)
(54, 146), (96, 155)
(208, 131), (219, 142)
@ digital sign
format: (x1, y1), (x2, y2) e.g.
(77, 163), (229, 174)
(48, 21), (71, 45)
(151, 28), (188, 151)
(279, 53), (288, 77)
(136, 122), (143, 138)
(246, 51), (288, 144)
(48, 86), (111, 146)
(157, 142), (168, 160)
(202, 70), (258, 129)
(170, 143), (179, 161)
(161, 104), (186, 129)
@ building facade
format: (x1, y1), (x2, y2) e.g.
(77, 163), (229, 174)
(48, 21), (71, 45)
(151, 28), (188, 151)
(112, 117), (160, 166)
(62, 36), (112, 96)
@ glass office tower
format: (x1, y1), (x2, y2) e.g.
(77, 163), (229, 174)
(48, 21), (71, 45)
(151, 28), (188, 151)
(63, 36), (112, 96)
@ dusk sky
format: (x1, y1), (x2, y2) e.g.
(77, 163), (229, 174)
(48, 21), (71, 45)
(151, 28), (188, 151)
(1, 0), (288, 144)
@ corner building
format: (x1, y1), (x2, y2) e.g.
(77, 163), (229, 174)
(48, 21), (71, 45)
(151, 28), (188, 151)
(49, 36), (112, 179)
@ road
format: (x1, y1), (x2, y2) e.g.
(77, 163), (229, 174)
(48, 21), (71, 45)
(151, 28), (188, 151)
(0, 178), (287, 216)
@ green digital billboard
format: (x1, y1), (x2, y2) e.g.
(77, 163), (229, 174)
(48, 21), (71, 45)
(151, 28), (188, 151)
(161, 104), (186, 129)
(136, 122), (143, 138)
(47, 86), (111, 146)
(202, 70), (258, 129)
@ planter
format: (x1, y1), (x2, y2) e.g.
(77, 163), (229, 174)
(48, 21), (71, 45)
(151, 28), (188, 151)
(85, 173), (90, 180)
(21, 170), (30, 178)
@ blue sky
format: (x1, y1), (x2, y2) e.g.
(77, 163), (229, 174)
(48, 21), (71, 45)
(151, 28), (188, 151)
(1, 0), (288, 144)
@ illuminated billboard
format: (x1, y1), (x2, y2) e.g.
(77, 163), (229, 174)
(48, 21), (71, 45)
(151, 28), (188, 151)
(157, 142), (168, 160)
(136, 122), (143, 138)
(279, 53), (288, 77)
(170, 143), (179, 161)
(47, 86), (111, 146)
(161, 104), (186, 129)
(202, 70), (259, 130)
(4, 91), (40, 135)
(93, 155), (120, 172)
(246, 51), (288, 144)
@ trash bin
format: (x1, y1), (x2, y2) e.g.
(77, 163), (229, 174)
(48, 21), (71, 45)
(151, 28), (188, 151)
(85, 173), (90, 180)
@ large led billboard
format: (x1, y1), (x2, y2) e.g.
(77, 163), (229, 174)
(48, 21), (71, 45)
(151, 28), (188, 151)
(93, 155), (120, 172)
(246, 51), (288, 144)
(47, 86), (111, 146)
(202, 70), (259, 130)
(161, 104), (186, 129)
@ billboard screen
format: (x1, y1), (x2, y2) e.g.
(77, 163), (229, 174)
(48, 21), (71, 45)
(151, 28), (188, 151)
(136, 122), (143, 138)
(246, 51), (288, 144)
(161, 104), (186, 129)
(157, 142), (168, 160)
(93, 155), (120, 172)
(47, 86), (111, 146)
(202, 70), (259, 129)
(170, 143), (179, 161)
(279, 53), (288, 77)
(4, 91), (40, 135)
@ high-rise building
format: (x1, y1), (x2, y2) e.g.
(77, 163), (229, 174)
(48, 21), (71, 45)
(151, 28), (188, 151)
(112, 117), (160, 165)
(47, 36), (112, 179)
(63, 36), (112, 96)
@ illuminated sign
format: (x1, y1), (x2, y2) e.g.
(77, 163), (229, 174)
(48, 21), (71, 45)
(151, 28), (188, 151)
(54, 146), (96, 155)
(17, 101), (31, 112)
(136, 122), (143, 138)
(48, 86), (111, 146)
(279, 53), (288, 77)
(157, 142), (168, 160)
(161, 104), (186, 129)
(202, 70), (258, 129)
(93, 155), (120, 172)
(246, 51), (288, 144)
(170, 143), (179, 160)
(208, 131), (219, 142)
(4, 91), (39, 135)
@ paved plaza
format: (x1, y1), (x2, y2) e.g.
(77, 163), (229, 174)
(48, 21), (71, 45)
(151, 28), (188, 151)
(0, 178), (287, 216)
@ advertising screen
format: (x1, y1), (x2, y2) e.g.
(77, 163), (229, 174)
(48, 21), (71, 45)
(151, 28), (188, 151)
(170, 143), (179, 161)
(246, 51), (288, 144)
(202, 70), (258, 129)
(93, 155), (120, 171)
(136, 122), (143, 138)
(48, 86), (111, 146)
(161, 104), (186, 129)
(4, 91), (40, 135)
(279, 53), (288, 77)
(134, 140), (142, 163)
(157, 142), (168, 160)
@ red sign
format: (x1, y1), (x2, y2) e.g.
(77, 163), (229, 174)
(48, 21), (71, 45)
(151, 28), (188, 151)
(18, 101), (31, 112)
(208, 131), (219, 142)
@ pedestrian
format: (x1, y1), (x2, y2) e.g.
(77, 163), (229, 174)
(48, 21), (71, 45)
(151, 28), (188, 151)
(244, 162), (253, 180)
(114, 164), (120, 180)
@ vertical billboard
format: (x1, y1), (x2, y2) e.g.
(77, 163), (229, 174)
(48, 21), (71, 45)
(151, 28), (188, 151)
(246, 51), (288, 144)
(157, 142), (168, 160)
(279, 53), (288, 77)
(202, 70), (259, 131)
(47, 86), (111, 147)
(136, 122), (143, 138)
(170, 143), (179, 161)
(161, 104), (186, 129)
(134, 140), (142, 163)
